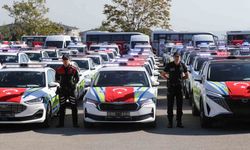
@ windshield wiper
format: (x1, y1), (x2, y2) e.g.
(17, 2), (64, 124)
(25, 84), (40, 88)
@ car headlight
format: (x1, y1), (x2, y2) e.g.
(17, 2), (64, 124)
(85, 98), (99, 106)
(139, 99), (154, 107)
(25, 98), (43, 104)
(206, 90), (224, 102)
(84, 75), (91, 79)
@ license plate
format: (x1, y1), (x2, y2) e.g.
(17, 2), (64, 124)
(107, 112), (130, 118)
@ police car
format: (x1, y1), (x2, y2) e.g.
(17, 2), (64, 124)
(0, 63), (60, 127)
(0, 51), (31, 64)
(192, 57), (250, 128)
(71, 57), (98, 92)
(41, 59), (85, 100)
(42, 49), (62, 58)
(86, 55), (104, 71)
(83, 64), (159, 127)
(22, 50), (50, 62)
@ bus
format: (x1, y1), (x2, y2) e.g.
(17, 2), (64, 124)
(227, 31), (250, 46)
(151, 30), (217, 56)
(82, 31), (143, 54)
(21, 35), (47, 47)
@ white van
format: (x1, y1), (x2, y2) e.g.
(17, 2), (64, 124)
(44, 35), (71, 48)
(130, 35), (150, 49)
(192, 34), (215, 47)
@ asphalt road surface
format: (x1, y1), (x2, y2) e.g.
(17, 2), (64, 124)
(1, 68), (250, 150)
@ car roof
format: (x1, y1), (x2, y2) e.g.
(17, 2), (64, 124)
(99, 66), (146, 72)
(0, 52), (19, 55)
(71, 57), (90, 61)
(209, 59), (250, 64)
(22, 50), (42, 53)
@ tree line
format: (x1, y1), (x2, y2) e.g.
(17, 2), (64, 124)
(0, 0), (171, 41)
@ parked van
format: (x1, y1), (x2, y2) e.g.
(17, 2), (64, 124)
(192, 34), (215, 47)
(44, 35), (71, 48)
(130, 35), (150, 49)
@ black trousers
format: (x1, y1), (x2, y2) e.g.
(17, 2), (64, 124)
(167, 85), (183, 122)
(58, 90), (78, 126)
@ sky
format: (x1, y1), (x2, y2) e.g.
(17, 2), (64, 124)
(1, 0), (250, 36)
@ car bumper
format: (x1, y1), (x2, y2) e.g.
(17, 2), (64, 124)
(83, 102), (156, 123)
(0, 103), (46, 124)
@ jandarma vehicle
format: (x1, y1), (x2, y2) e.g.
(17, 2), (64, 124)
(0, 63), (60, 127)
(83, 66), (158, 127)
(192, 58), (250, 128)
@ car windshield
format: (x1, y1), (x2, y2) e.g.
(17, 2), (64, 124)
(73, 60), (89, 70)
(45, 41), (63, 48)
(94, 71), (149, 87)
(187, 54), (197, 65)
(89, 57), (101, 65)
(26, 53), (42, 61)
(46, 51), (57, 57)
(194, 58), (208, 71)
(90, 46), (100, 51)
(208, 63), (250, 81)
(0, 71), (45, 87)
(108, 53), (114, 59)
(101, 54), (108, 61)
(47, 64), (61, 70)
(0, 55), (18, 63)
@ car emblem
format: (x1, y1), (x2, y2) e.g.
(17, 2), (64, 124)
(113, 88), (128, 94)
(3, 89), (19, 95)
(241, 99), (249, 103)
(233, 82), (250, 89)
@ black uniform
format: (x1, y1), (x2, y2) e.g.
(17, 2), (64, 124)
(56, 64), (79, 127)
(164, 61), (187, 125)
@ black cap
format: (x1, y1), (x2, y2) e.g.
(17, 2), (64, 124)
(173, 51), (181, 57)
(62, 54), (70, 60)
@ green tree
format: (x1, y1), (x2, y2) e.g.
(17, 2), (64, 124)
(2, 0), (63, 39)
(102, 0), (171, 35)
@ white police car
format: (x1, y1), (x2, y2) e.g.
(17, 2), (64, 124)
(0, 52), (31, 64)
(0, 63), (60, 127)
(83, 65), (158, 127)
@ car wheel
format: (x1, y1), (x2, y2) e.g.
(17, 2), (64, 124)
(148, 119), (157, 128)
(192, 94), (199, 116)
(200, 100), (212, 128)
(83, 120), (93, 128)
(42, 102), (52, 128)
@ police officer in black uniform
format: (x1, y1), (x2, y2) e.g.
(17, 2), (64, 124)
(161, 51), (188, 128)
(56, 54), (80, 128)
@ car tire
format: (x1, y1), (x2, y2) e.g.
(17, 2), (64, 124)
(192, 94), (199, 116)
(42, 102), (52, 128)
(200, 100), (212, 128)
(83, 120), (93, 128)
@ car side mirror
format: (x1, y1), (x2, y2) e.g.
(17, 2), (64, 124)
(194, 75), (204, 83)
(85, 79), (91, 87)
(152, 81), (160, 87)
(91, 67), (95, 70)
(49, 82), (60, 88)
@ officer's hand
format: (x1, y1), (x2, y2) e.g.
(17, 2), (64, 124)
(160, 72), (169, 80)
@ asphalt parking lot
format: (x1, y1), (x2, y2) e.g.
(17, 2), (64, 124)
(1, 75), (250, 150)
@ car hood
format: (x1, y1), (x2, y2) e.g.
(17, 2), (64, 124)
(206, 81), (250, 99)
(86, 87), (155, 103)
(0, 87), (44, 103)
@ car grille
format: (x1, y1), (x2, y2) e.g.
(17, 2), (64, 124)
(98, 103), (139, 111)
(0, 104), (27, 117)
(225, 98), (250, 116)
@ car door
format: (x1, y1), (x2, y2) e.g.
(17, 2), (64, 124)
(47, 69), (59, 114)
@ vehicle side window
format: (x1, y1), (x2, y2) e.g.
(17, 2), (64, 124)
(47, 69), (56, 84)
(199, 62), (207, 75)
(23, 54), (29, 62)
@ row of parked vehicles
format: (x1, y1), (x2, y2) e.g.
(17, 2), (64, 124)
(162, 41), (250, 128)
(0, 41), (161, 128)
